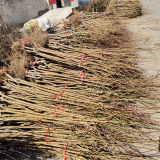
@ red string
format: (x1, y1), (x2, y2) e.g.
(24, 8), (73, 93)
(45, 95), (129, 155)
(79, 70), (83, 77)
(49, 40), (56, 48)
(25, 67), (29, 77)
(48, 40), (56, 48)
(62, 142), (67, 160)
(45, 138), (56, 142)
(81, 76), (84, 84)
(44, 127), (56, 142)
(64, 31), (69, 44)
(76, 55), (89, 67)
(35, 110), (45, 126)
(44, 127), (50, 143)
(49, 40), (61, 49)
(57, 108), (65, 112)
(48, 41), (52, 48)
(23, 36), (30, 45)
(34, 111), (56, 143)
(77, 55), (83, 67)
(35, 118), (45, 126)
(53, 103), (65, 120)
(79, 70), (84, 84)
(50, 83), (68, 99)
(25, 57), (39, 77)
(33, 57), (40, 66)
(22, 36), (31, 50)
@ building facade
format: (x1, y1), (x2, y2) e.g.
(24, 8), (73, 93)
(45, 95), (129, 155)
(47, 0), (78, 9)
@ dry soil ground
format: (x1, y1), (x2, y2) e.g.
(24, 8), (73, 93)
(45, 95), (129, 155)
(126, 0), (160, 80)
(126, 0), (160, 159)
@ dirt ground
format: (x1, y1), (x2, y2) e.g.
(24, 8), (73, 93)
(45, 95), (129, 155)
(126, 0), (160, 159)
(126, 0), (160, 80)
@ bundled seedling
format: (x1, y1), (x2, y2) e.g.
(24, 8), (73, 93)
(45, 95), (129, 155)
(0, 0), (158, 159)
(1, 44), (156, 159)
(87, 0), (111, 12)
(50, 10), (130, 49)
(107, 0), (142, 18)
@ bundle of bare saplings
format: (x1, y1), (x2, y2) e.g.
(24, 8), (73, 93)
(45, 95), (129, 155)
(0, 0), (158, 159)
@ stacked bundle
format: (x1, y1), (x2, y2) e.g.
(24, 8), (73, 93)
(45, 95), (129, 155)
(0, 2), (157, 159)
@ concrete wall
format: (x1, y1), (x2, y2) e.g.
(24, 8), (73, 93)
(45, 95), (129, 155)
(0, 0), (48, 24)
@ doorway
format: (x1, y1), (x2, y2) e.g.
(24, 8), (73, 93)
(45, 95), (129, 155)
(56, 0), (62, 8)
